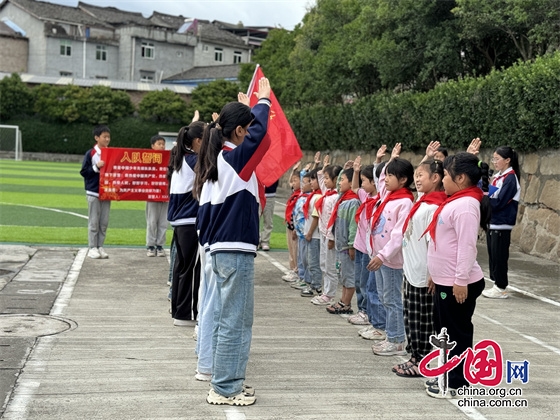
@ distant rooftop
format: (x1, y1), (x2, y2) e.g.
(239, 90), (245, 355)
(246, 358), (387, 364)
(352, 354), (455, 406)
(163, 64), (241, 86)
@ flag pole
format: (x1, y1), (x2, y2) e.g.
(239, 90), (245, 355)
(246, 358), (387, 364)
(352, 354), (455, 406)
(246, 63), (260, 96)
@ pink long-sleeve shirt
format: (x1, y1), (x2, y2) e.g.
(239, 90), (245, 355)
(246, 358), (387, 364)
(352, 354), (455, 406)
(427, 196), (484, 287)
(366, 171), (413, 269)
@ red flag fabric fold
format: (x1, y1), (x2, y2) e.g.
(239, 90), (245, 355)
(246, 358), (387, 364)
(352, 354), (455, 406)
(247, 66), (303, 187)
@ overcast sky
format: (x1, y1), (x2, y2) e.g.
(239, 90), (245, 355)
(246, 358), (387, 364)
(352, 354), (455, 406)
(49, 0), (314, 29)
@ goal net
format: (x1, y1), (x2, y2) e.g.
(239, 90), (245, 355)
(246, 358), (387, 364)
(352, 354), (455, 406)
(0, 125), (23, 160)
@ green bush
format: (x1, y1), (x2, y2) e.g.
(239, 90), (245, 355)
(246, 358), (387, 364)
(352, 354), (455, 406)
(138, 89), (189, 124)
(3, 116), (182, 155)
(287, 52), (560, 152)
(0, 73), (34, 120)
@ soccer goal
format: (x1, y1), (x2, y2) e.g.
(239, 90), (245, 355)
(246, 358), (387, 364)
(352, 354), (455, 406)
(0, 125), (23, 160)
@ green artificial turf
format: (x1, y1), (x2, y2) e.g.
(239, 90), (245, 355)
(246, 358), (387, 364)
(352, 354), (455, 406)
(0, 159), (289, 249)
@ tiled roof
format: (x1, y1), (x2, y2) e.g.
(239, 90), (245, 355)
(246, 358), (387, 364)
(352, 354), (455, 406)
(78, 1), (153, 27)
(163, 64), (240, 82)
(7, 0), (109, 27)
(149, 11), (187, 29)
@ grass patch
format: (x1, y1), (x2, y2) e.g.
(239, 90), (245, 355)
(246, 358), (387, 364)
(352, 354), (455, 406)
(0, 159), (288, 249)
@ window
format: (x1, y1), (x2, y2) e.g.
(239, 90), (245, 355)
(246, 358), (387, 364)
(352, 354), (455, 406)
(203, 45), (209, 52)
(233, 51), (242, 64)
(60, 40), (72, 56)
(140, 71), (155, 83)
(95, 76), (108, 80)
(96, 45), (107, 61)
(141, 42), (155, 59)
(214, 47), (223, 62)
(59, 71), (72, 77)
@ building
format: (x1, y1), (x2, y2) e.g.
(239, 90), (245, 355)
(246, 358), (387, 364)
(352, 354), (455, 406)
(0, 18), (28, 72)
(0, 0), (254, 84)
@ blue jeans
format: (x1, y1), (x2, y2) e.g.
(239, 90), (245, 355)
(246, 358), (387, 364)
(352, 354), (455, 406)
(375, 265), (405, 343)
(306, 238), (322, 290)
(366, 270), (386, 330)
(211, 252), (254, 397)
(196, 250), (217, 375)
(354, 250), (369, 313)
(297, 237), (309, 282)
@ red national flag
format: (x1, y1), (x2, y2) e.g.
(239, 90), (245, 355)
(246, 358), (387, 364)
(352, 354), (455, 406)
(247, 65), (303, 187)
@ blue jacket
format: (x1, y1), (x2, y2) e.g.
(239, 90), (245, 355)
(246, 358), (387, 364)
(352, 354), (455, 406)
(197, 98), (271, 255)
(80, 146), (101, 197)
(167, 152), (198, 226)
(489, 168), (520, 229)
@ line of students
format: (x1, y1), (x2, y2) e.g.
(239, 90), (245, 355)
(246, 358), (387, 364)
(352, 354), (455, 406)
(283, 139), (520, 399)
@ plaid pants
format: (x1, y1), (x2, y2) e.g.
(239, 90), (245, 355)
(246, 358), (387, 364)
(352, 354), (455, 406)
(403, 278), (434, 361)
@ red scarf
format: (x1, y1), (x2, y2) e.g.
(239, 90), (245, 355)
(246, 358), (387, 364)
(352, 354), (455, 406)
(370, 188), (414, 230)
(327, 190), (360, 229)
(303, 189), (321, 219)
(491, 170), (515, 186)
(402, 191), (448, 234)
(421, 186), (483, 246)
(355, 193), (380, 224)
(284, 189), (301, 223)
(314, 189), (338, 215)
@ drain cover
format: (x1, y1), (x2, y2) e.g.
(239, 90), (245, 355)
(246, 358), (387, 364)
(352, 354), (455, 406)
(0, 314), (77, 337)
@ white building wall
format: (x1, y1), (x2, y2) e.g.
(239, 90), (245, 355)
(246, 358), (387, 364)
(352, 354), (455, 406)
(194, 41), (249, 67)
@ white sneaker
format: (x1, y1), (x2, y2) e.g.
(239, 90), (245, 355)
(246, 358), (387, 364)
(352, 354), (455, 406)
(173, 319), (196, 327)
(310, 294), (335, 306)
(348, 311), (370, 325)
(147, 247), (156, 257)
(482, 285), (508, 299)
(98, 247), (108, 259)
(372, 340), (407, 356)
(207, 388), (256, 406)
(195, 371), (211, 381)
(193, 325), (198, 341)
(261, 244), (270, 251)
(156, 246), (166, 257)
(88, 248), (101, 259)
(360, 327), (386, 340)
(358, 325), (373, 335)
(282, 272), (298, 282)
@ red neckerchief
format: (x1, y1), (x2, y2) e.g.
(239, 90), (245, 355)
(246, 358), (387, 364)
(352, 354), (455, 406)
(303, 189), (320, 219)
(370, 188), (414, 230)
(402, 191), (447, 234)
(355, 193), (380, 224)
(421, 186), (483, 246)
(492, 169), (515, 186)
(285, 189), (301, 223)
(314, 189), (337, 215)
(327, 190), (360, 229)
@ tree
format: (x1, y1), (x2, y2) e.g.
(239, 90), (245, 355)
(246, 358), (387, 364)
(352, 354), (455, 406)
(453, 0), (560, 63)
(0, 73), (34, 120)
(186, 79), (240, 122)
(138, 89), (189, 124)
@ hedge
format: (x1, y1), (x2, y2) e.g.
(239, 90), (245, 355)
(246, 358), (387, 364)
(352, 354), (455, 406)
(1, 116), (183, 155)
(286, 52), (560, 152)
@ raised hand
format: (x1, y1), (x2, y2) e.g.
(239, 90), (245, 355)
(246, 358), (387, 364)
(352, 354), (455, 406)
(293, 161), (301, 171)
(376, 145), (387, 163)
(323, 154), (330, 168)
(353, 156), (362, 172)
(426, 141), (440, 158)
(390, 143), (401, 161)
(467, 137), (481, 155)
(191, 109), (200, 122)
(257, 77), (271, 100)
(343, 160), (354, 170)
(238, 92), (250, 107)
(211, 112), (219, 122)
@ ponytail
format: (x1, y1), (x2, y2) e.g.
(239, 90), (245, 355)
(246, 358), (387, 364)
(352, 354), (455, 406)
(174, 121), (205, 172)
(495, 146), (520, 180)
(478, 160), (491, 231)
(194, 121), (223, 199)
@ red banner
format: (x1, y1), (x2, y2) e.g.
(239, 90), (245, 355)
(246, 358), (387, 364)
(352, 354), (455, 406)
(99, 148), (170, 201)
(247, 65), (303, 187)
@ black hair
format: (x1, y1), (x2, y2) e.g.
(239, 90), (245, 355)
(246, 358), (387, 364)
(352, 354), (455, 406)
(194, 102), (252, 198)
(93, 125), (110, 137)
(375, 161), (386, 179)
(324, 165), (342, 181)
(150, 135), (165, 146)
(167, 144), (178, 192)
(436, 146), (448, 157)
(308, 169), (319, 180)
(173, 121), (206, 172)
(494, 146), (520, 180)
(418, 159), (444, 190)
(341, 168), (354, 182)
(385, 158), (414, 189)
(360, 164), (375, 182)
(443, 152), (491, 230)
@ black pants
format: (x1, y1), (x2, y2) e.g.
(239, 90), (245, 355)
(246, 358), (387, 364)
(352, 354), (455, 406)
(433, 279), (485, 389)
(403, 279), (434, 361)
(171, 224), (201, 321)
(486, 229), (511, 289)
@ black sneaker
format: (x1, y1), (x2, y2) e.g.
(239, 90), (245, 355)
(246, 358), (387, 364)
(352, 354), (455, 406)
(424, 378), (438, 389)
(300, 287), (315, 297)
(426, 384), (457, 399)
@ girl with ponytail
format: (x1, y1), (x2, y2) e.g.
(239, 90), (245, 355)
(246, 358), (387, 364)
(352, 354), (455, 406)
(167, 121), (206, 327)
(196, 78), (271, 406)
(422, 152), (491, 398)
